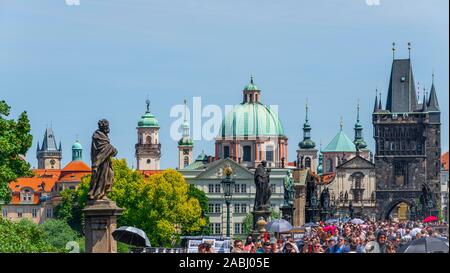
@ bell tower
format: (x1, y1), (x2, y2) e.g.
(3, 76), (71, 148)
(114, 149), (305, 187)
(178, 100), (193, 169)
(37, 127), (62, 169)
(297, 101), (317, 171)
(135, 99), (161, 170)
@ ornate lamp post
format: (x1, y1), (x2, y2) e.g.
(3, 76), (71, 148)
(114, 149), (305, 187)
(221, 166), (235, 237)
(311, 193), (318, 222)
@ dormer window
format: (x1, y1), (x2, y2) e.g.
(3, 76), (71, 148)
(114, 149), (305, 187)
(21, 188), (33, 203)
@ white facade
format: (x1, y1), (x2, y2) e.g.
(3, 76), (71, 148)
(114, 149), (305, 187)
(180, 158), (287, 237)
(136, 127), (161, 170)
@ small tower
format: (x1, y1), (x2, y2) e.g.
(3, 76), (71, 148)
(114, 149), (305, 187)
(178, 100), (194, 169)
(135, 99), (161, 170)
(37, 127), (62, 169)
(297, 101), (317, 171)
(243, 76), (261, 103)
(354, 100), (368, 151)
(72, 138), (83, 161)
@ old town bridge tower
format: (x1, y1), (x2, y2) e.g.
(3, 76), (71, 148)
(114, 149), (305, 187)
(373, 47), (441, 220)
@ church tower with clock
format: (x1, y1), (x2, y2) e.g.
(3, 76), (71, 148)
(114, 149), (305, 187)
(37, 127), (62, 169)
(135, 100), (161, 170)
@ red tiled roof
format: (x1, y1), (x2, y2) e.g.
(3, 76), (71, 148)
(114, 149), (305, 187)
(62, 160), (91, 172)
(442, 151), (449, 171)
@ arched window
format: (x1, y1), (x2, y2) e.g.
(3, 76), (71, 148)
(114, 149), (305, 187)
(21, 188), (33, 202)
(184, 156), (190, 167)
(146, 135), (152, 144)
(305, 157), (311, 168)
(243, 146), (252, 162)
(327, 158), (334, 173)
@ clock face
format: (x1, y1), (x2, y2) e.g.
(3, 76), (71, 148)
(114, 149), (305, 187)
(50, 159), (55, 165)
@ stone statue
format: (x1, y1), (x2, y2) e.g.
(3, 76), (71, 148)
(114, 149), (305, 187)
(420, 184), (435, 211)
(283, 170), (295, 206)
(254, 160), (271, 211)
(320, 187), (330, 209)
(348, 201), (354, 219)
(87, 119), (118, 201)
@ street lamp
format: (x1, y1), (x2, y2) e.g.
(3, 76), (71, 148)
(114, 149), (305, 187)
(220, 166), (235, 237)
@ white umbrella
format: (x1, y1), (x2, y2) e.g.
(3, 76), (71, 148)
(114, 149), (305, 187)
(410, 228), (422, 237)
(351, 218), (364, 225)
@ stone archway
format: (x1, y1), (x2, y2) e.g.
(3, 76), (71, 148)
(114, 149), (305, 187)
(381, 198), (412, 220)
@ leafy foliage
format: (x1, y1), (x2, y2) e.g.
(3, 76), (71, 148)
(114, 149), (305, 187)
(0, 100), (33, 202)
(0, 218), (58, 253)
(41, 219), (78, 250)
(184, 184), (210, 236)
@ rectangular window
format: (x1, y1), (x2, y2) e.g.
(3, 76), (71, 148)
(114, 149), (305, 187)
(209, 223), (214, 234)
(234, 204), (240, 214)
(224, 146), (230, 159)
(240, 204), (247, 214)
(266, 148), (274, 162)
(32, 208), (38, 218)
(214, 223), (221, 234)
(208, 203), (214, 213)
(234, 184), (240, 193)
(214, 204), (221, 213)
(208, 184), (214, 193)
(17, 209), (23, 218)
(241, 184), (247, 193)
(234, 223), (243, 235)
(215, 184), (221, 193)
(270, 184), (276, 194)
(46, 208), (53, 219)
(2, 208), (7, 218)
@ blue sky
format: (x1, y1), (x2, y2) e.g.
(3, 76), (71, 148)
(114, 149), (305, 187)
(1, 0), (448, 169)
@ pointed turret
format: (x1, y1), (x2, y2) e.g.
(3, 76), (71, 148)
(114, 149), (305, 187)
(427, 74), (440, 112)
(36, 127), (62, 169)
(378, 91), (382, 111)
(421, 91), (428, 112)
(373, 90), (379, 112)
(298, 101), (315, 149)
(354, 101), (367, 150)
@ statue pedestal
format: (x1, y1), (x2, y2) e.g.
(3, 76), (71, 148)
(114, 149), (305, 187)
(83, 199), (123, 253)
(280, 205), (295, 225)
(252, 210), (271, 238)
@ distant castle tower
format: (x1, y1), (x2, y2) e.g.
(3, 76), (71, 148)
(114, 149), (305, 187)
(297, 101), (317, 171)
(135, 99), (161, 170)
(178, 100), (193, 169)
(37, 127), (62, 169)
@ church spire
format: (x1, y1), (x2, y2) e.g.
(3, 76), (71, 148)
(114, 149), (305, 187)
(373, 88), (380, 112)
(298, 100), (315, 149)
(354, 100), (367, 150)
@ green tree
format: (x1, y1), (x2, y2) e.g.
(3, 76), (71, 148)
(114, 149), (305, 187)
(0, 218), (57, 253)
(184, 184), (210, 236)
(0, 100), (33, 202)
(72, 159), (207, 247)
(41, 219), (78, 250)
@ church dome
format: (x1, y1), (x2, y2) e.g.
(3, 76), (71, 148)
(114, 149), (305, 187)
(299, 138), (316, 149)
(218, 102), (285, 138)
(138, 111), (159, 128)
(71, 141), (82, 150)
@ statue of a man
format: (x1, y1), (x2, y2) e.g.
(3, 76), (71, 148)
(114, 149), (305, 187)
(254, 160), (271, 211)
(87, 119), (118, 201)
(320, 187), (330, 209)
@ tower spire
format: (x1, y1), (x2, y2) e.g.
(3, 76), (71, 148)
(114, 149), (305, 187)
(298, 98), (315, 149)
(357, 99), (360, 123)
(408, 42), (411, 59)
(183, 99), (187, 123)
(340, 116), (343, 131)
(392, 42), (396, 59)
(145, 99), (150, 112)
(354, 100), (367, 150)
(378, 91), (382, 110)
(305, 98), (309, 123)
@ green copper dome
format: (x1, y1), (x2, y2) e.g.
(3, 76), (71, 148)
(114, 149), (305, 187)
(138, 111), (159, 128)
(244, 82), (259, 91)
(218, 102), (285, 138)
(299, 138), (316, 149)
(72, 141), (82, 150)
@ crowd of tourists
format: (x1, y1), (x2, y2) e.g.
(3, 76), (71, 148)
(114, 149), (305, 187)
(197, 220), (448, 253)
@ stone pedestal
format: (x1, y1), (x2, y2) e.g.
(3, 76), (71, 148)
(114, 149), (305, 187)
(251, 210), (271, 238)
(280, 205), (295, 225)
(83, 199), (123, 253)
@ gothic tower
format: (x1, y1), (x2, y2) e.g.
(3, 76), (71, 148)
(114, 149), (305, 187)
(37, 127), (62, 169)
(178, 100), (193, 169)
(135, 100), (161, 170)
(373, 48), (441, 219)
(297, 101), (317, 171)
